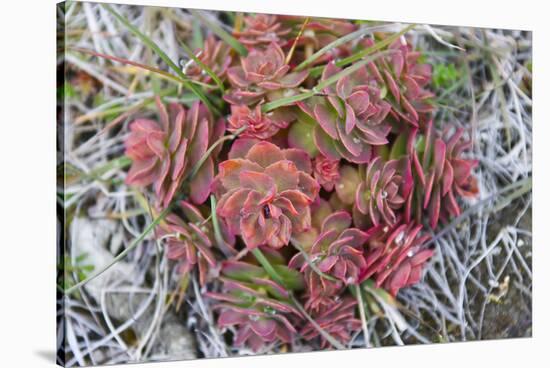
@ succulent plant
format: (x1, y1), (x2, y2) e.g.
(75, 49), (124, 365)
(157, 201), (217, 286)
(227, 104), (290, 140)
(313, 155), (340, 191)
(225, 43), (308, 105)
(300, 296), (361, 349)
(298, 61), (392, 163)
(214, 140), (320, 249)
(208, 260), (304, 352)
(406, 121), (478, 229)
(361, 222), (433, 296)
(361, 37), (434, 127)
(125, 97), (224, 207)
(234, 14), (291, 47)
(289, 211), (369, 310)
(182, 35), (232, 83)
(353, 156), (413, 227)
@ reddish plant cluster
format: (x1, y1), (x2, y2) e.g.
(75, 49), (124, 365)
(123, 13), (478, 352)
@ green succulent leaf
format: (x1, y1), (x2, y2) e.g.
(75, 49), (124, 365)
(272, 265), (305, 291)
(389, 132), (408, 160)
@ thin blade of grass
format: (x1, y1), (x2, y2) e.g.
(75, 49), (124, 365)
(290, 238), (338, 282)
(103, 4), (219, 114)
(66, 155), (132, 185)
(191, 18), (204, 50)
(295, 24), (394, 71)
(189, 9), (248, 57)
(261, 90), (316, 112)
(179, 41), (225, 93)
(316, 49), (395, 90)
(70, 47), (215, 89)
(308, 24), (416, 78)
(262, 49), (396, 112)
(210, 195), (226, 250)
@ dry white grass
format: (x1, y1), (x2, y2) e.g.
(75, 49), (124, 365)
(58, 2), (532, 365)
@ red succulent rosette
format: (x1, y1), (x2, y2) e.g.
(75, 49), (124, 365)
(157, 201), (217, 286)
(313, 155), (340, 191)
(289, 211), (369, 310)
(361, 37), (434, 127)
(233, 14), (291, 47)
(354, 156), (413, 227)
(407, 121), (479, 228)
(300, 296), (361, 349)
(297, 61), (392, 164)
(227, 104), (290, 140)
(225, 42), (308, 105)
(124, 97), (225, 207)
(361, 222), (433, 296)
(183, 34), (232, 83)
(208, 260), (304, 352)
(214, 139), (319, 249)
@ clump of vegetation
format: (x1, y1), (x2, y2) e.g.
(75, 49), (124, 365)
(115, 12), (478, 352)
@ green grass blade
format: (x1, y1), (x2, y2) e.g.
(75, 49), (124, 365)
(103, 4), (219, 115)
(191, 18), (204, 50)
(190, 9), (248, 57)
(316, 50), (395, 90)
(295, 24), (392, 72)
(309, 24), (416, 78)
(70, 47), (215, 89)
(261, 91), (316, 112)
(290, 238), (338, 282)
(179, 41), (225, 93)
(210, 195), (226, 249)
(262, 50), (395, 112)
